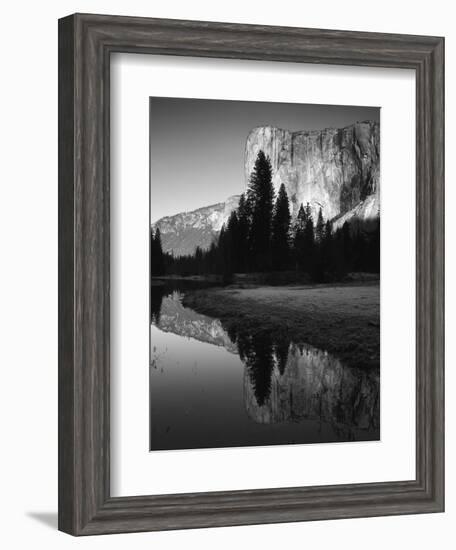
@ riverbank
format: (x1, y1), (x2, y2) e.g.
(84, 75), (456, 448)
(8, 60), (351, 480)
(152, 271), (379, 287)
(183, 282), (380, 370)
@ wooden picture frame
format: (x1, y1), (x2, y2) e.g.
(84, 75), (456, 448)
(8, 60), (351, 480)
(58, 13), (444, 535)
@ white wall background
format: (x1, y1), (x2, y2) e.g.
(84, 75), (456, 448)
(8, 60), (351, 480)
(0, 1), (452, 548)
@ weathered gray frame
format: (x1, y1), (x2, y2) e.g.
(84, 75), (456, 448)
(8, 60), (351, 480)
(58, 13), (444, 535)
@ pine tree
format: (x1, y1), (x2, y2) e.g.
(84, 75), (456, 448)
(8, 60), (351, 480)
(271, 183), (291, 270)
(236, 193), (250, 272)
(371, 221), (380, 273)
(342, 221), (352, 273)
(303, 203), (315, 275)
(333, 227), (346, 279)
(324, 220), (332, 242)
(150, 227), (165, 276)
(226, 210), (240, 272)
(292, 202), (315, 276)
(293, 203), (307, 270)
(216, 224), (227, 275)
(315, 207), (325, 243)
(304, 202), (313, 223)
(194, 246), (203, 275)
(321, 219), (334, 279)
(247, 150), (275, 271)
(216, 223), (234, 281)
(208, 241), (217, 274)
(154, 227), (165, 275)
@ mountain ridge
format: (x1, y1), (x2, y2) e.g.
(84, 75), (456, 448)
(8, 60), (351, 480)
(152, 194), (240, 257)
(152, 120), (380, 256)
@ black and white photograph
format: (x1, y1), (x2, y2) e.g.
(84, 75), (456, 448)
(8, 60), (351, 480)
(149, 98), (381, 451)
(0, 0), (448, 543)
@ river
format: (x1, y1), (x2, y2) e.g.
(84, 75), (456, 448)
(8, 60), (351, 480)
(149, 279), (380, 451)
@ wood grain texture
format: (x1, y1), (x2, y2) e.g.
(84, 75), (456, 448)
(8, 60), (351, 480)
(58, 13), (445, 535)
(58, 15), (76, 535)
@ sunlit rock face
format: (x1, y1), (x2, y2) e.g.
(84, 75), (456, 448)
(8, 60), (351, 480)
(244, 343), (380, 436)
(152, 121), (379, 256)
(331, 192), (380, 232)
(245, 121), (380, 223)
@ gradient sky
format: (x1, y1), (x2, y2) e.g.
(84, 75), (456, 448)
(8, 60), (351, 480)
(150, 98), (380, 223)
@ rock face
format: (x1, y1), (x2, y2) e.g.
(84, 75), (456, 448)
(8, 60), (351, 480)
(245, 121), (380, 222)
(244, 343), (380, 438)
(331, 192), (380, 232)
(153, 120), (380, 256)
(152, 195), (240, 257)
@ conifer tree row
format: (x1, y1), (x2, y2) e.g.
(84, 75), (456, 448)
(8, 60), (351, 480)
(152, 150), (380, 281)
(150, 227), (165, 276)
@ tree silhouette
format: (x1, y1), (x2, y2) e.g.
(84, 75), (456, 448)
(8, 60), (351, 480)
(271, 183), (291, 270)
(150, 283), (166, 325)
(316, 207), (325, 243)
(293, 203), (307, 270)
(150, 227), (165, 276)
(236, 193), (250, 272)
(247, 151), (275, 271)
(194, 246), (203, 275)
(155, 155), (380, 281)
(224, 324), (292, 403)
(320, 219), (333, 278)
(342, 221), (352, 272)
(303, 203), (315, 274)
(235, 330), (275, 406)
(313, 208), (326, 282)
(226, 210), (240, 272)
(274, 338), (290, 376)
(217, 224), (229, 276)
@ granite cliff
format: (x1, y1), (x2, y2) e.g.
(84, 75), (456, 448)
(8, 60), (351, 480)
(152, 121), (380, 256)
(245, 121), (380, 222)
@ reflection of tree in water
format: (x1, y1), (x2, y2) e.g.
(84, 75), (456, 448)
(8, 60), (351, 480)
(241, 339), (380, 438)
(150, 283), (379, 440)
(151, 279), (293, 408)
(274, 340), (290, 376)
(238, 332), (274, 407)
(150, 284), (165, 325)
(226, 325), (291, 406)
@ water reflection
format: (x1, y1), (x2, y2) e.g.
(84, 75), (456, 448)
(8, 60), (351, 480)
(151, 279), (220, 325)
(237, 331), (276, 406)
(243, 342), (379, 440)
(150, 280), (380, 449)
(151, 281), (237, 353)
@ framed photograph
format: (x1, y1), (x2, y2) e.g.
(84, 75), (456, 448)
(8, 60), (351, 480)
(148, 97), (381, 452)
(58, 13), (444, 535)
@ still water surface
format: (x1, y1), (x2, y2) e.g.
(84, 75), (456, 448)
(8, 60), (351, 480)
(150, 280), (380, 451)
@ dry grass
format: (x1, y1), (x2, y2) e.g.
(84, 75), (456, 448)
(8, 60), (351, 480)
(183, 282), (380, 370)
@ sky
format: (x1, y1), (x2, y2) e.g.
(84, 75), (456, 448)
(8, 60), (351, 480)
(150, 97), (380, 223)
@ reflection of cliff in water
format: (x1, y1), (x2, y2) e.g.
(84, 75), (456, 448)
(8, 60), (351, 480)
(243, 342), (379, 439)
(157, 293), (237, 352)
(151, 281), (379, 439)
